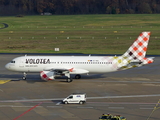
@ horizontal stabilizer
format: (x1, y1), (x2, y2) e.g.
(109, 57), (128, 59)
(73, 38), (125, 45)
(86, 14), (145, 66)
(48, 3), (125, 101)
(119, 57), (154, 70)
(141, 57), (154, 64)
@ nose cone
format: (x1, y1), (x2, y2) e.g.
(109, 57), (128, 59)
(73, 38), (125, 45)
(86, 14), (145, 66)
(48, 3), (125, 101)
(5, 63), (10, 70)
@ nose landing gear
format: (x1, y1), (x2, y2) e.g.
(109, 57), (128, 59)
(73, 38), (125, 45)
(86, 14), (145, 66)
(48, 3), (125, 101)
(22, 72), (27, 80)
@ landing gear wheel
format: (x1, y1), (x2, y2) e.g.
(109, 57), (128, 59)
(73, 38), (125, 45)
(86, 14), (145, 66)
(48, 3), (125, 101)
(66, 78), (73, 82)
(22, 72), (27, 80)
(75, 74), (81, 79)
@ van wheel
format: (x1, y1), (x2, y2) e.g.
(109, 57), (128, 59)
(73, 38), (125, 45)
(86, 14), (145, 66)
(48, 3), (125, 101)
(64, 101), (68, 104)
(79, 101), (83, 104)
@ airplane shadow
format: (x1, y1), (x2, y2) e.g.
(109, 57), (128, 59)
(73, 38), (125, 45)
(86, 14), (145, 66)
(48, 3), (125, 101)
(0, 73), (106, 83)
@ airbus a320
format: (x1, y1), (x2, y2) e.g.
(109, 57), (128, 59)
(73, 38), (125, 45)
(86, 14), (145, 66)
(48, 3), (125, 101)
(5, 32), (154, 82)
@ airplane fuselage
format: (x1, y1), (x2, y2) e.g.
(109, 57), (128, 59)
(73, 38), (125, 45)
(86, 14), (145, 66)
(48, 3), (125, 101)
(6, 56), (120, 74)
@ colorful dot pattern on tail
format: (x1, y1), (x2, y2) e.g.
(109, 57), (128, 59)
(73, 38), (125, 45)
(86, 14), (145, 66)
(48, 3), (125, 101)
(122, 32), (150, 61)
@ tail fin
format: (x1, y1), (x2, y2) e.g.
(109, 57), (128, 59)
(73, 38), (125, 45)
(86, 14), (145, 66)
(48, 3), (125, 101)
(122, 32), (151, 63)
(118, 32), (153, 70)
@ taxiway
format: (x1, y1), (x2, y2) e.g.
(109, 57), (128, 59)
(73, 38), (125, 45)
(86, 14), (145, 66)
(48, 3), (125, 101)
(0, 54), (159, 120)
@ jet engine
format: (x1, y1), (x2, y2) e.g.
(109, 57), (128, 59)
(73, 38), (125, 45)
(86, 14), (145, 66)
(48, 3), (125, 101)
(40, 70), (65, 81)
(40, 71), (55, 81)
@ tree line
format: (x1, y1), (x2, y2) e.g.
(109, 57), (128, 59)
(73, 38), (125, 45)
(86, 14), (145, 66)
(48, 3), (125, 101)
(0, 0), (160, 16)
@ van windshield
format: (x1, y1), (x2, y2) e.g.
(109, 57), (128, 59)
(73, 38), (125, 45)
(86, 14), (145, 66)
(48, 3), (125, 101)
(67, 96), (73, 99)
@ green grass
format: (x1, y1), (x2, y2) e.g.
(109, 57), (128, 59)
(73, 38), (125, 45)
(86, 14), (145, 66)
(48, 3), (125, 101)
(0, 14), (160, 54)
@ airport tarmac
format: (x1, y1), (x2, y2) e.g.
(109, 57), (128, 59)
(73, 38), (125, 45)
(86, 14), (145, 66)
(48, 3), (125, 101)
(0, 54), (160, 120)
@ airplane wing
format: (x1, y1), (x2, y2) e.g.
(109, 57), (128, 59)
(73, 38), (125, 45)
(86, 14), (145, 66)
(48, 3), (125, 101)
(40, 67), (89, 81)
(43, 67), (89, 74)
(44, 68), (71, 72)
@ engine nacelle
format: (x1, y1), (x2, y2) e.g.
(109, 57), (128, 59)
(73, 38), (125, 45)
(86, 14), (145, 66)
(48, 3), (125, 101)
(40, 71), (55, 81)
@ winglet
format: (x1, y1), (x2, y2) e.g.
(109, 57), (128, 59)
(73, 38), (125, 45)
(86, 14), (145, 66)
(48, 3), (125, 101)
(122, 32), (151, 62)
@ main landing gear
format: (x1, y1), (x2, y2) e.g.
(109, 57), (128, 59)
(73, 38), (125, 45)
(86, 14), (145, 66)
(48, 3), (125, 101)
(66, 78), (73, 82)
(65, 72), (73, 83)
(66, 74), (81, 82)
(21, 72), (81, 82)
(22, 72), (27, 80)
(75, 74), (81, 79)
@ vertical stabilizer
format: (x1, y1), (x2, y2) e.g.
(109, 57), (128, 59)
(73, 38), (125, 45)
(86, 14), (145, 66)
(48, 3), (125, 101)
(122, 32), (150, 61)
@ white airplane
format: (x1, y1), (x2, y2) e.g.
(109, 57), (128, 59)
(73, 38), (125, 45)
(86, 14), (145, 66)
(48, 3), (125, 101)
(5, 32), (154, 82)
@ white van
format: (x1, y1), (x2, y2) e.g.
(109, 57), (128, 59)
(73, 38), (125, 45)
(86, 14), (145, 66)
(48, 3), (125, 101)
(62, 93), (86, 104)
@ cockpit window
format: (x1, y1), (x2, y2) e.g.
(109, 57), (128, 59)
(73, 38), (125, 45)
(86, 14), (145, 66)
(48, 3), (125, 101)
(10, 61), (15, 63)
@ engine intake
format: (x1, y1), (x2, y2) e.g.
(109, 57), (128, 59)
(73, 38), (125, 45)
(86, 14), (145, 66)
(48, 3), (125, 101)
(40, 71), (54, 81)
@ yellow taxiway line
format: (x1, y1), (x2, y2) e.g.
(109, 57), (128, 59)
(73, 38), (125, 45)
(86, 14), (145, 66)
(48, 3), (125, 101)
(0, 80), (11, 84)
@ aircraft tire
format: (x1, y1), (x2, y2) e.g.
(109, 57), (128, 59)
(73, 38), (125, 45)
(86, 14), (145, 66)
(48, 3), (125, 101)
(66, 78), (72, 82)
(75, 74), (81, 79)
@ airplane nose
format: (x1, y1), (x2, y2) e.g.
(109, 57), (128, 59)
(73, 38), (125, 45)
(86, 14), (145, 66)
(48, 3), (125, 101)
(5, 63), (10, 70)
